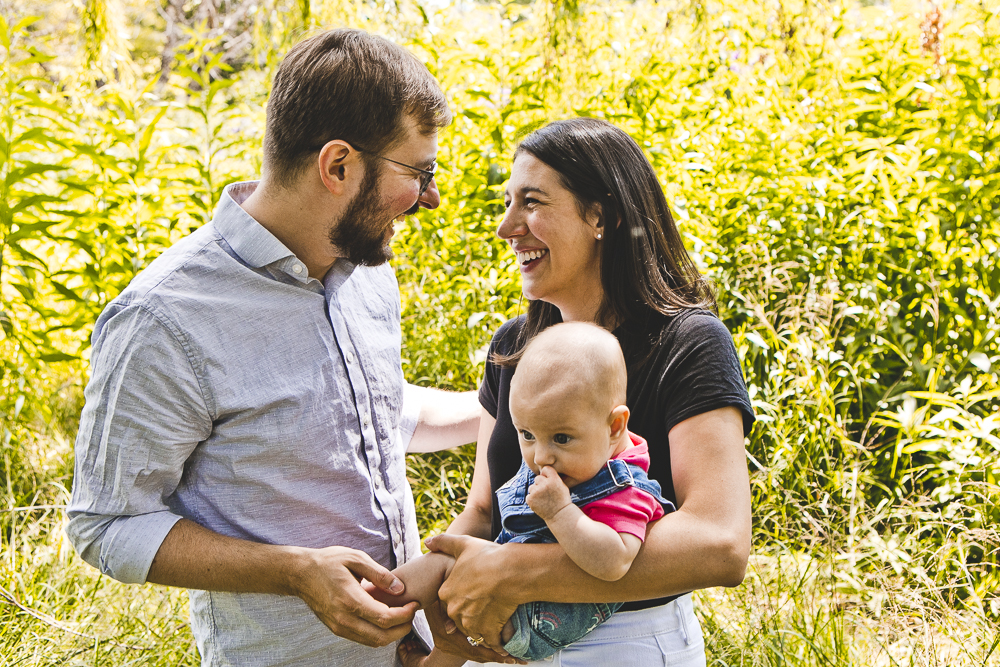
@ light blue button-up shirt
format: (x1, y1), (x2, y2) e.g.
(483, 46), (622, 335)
(67, 182), (424, 665)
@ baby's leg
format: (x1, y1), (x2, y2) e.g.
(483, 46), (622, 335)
(368, 551), (454, 609)
(367, 553), (466, 667)
(369, 553), (517, 667)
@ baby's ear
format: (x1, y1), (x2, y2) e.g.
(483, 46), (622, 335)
(609, 405), (630, 438)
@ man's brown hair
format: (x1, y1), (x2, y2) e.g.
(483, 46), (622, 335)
(263, 29), (451, 186)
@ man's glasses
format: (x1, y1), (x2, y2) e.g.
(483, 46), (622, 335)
(370, 154), (437, 196)
(311, 141), (436, 196)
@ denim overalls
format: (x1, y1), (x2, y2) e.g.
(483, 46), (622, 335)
(495, 458), (676, 661)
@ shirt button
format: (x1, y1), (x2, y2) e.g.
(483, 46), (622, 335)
(373, 476), (382, 489)
(292, 263), (303, 274)
(363, 417), (370, 428)
(346, 350), (355, 363)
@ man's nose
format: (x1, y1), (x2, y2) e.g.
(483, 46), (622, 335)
(417, 177), (440, 210)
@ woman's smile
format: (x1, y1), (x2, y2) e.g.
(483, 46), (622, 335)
(515, 248), (549, 269)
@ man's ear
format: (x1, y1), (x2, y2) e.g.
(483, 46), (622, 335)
(317, 140), (361, 196)
(609, 404), (630, 439)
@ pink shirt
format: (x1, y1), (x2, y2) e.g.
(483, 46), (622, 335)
(581, 433), (665, 541)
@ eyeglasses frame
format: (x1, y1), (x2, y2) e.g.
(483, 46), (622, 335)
(311, 141), (437, 196)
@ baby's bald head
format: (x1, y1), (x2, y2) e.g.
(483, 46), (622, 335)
(512, 322), (626, 413)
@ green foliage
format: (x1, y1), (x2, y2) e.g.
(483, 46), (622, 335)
(2, 0), (999, 663)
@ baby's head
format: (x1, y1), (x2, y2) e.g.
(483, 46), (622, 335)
(509, 322), (630, 488)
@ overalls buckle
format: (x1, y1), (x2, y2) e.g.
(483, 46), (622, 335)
(606, 460), (636, 488)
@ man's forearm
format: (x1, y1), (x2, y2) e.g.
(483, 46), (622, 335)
(407, 387), (481, 453)
(147, 518), (420, 648)
(147, 519), (303, 593)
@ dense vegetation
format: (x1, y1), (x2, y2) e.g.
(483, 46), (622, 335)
(2, 0), (998, 664)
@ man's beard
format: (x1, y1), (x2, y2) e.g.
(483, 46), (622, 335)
(328, 161), (396, 266)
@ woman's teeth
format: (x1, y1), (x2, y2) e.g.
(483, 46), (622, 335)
(516, 249), (548, 264)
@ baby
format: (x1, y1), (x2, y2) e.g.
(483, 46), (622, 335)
(375, 322), (673, 663)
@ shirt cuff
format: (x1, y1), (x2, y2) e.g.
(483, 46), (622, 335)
(99, 511), (184, 584)
(399, 382), (423, 450)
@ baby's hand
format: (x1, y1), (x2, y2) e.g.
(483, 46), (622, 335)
(527, 466), (572, 521)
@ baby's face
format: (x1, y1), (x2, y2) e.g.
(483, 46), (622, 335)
(510, 381), (616, 488)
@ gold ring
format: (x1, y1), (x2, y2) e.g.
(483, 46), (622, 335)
(467, 635), (483, 647)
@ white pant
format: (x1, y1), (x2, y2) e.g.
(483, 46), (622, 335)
(468, 594), (705, 667)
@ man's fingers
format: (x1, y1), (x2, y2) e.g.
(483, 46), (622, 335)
(350, 596), (419, 630)
(344, 553), (405, 595)
(329, 608), (416, 647)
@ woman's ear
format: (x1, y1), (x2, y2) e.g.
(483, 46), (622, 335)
(609, 404), (630, 439)
(587, 203), (605, 240)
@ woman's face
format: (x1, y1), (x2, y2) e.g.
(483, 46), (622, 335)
(498, 153), (604, 322)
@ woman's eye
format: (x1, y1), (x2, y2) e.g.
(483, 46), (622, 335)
(520, 430), (535, 441)
(553, 434), (570, 445)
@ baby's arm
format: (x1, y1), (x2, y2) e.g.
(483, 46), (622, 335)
(528, 466), (642, 581)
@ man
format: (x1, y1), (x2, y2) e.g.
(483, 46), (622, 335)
(67, 29), (480, 665)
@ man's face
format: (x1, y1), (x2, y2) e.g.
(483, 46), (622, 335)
(328, 117), (440, 266)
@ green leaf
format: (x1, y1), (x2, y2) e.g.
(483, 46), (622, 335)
(5, 163), (69, 187)
(39, 352), (78, 363)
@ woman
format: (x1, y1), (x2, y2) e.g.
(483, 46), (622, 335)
(404, 118), (754, 666)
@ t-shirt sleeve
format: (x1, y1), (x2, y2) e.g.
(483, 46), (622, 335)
(478, 317), (522, 419)
(656, 312), (755, 437)
(582, 488), (665, 542)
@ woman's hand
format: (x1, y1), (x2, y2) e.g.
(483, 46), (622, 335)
(404, 599), (522, 665)
(425, 533), (519, 652)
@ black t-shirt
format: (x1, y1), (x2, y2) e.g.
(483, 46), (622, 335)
(478, 309), (755, 612)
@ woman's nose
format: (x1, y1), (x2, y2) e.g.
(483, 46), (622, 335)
(497, 208), (525, 240)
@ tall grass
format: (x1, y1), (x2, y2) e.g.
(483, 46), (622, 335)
(1, 0), (998, 664)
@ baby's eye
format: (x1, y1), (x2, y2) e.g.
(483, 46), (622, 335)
(520, 430), (535, 441)
(553, 433), (571, 445)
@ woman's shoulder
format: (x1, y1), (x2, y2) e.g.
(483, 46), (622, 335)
(634, 308), (733, 344)
(490, 315), (527, 353)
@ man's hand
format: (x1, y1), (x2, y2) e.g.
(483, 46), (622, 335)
(290, 545), (419, 647)
(526, 466), (572, 521)
(424, 534), (519, 653)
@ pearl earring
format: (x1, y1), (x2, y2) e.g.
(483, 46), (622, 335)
(597, 233), (603, 240)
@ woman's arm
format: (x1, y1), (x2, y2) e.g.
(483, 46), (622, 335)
(443, 408), (496, 540)
(428, 406), (751, 647)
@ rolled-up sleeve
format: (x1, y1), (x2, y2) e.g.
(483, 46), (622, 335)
(67, 302), (213, 583)
(398, 381), (423, 450)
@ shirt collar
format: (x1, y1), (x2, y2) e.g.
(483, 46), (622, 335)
(213, 181), (296, 269)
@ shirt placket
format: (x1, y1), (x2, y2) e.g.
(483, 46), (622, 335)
(327, 292), (406, 567)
